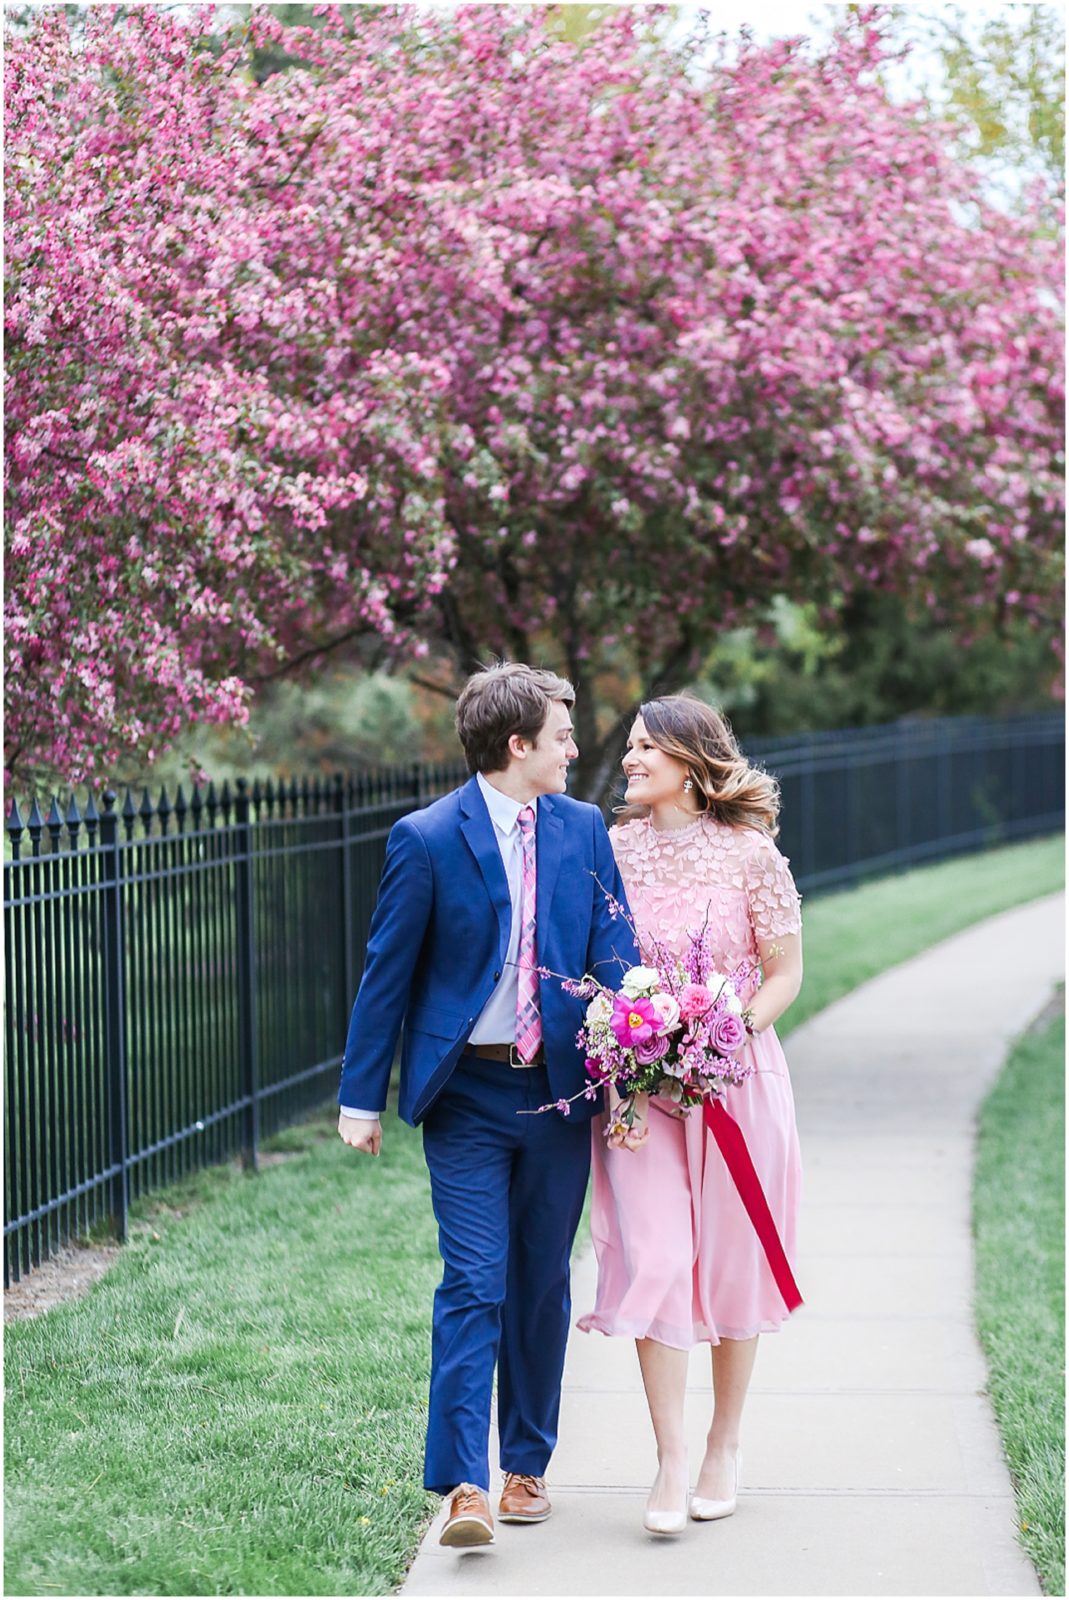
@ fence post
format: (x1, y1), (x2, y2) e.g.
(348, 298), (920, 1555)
(334, 773), (355, 1005)
(896, 725), (912, 867)
(100, 791), (129, 1242)
(800, 749), (815, 880)
(937, 726), (953, 843)
(846, 757), (861, 884)
(235, 779), (259, 1171)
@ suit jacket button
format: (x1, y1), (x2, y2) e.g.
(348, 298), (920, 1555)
(493, 970), (502, 982)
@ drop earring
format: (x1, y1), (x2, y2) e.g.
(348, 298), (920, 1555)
(682, 778), (694, 793)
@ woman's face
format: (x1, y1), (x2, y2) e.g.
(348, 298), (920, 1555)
(622, 716), (692, 809)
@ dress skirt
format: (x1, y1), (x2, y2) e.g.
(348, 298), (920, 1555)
(578, 1025), (802, 1348)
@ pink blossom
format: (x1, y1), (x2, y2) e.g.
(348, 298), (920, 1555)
(4, 5), (1062, 781)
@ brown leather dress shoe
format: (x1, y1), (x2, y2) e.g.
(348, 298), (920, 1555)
(498, 1472), (552, 1523)
(439, 1483), (495, 1547)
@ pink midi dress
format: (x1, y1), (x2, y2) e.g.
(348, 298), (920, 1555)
(578, 814), (803, 1348)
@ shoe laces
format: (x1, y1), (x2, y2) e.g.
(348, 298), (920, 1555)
(504, 1473), (544, 1494)
(452, 1483), (487, 1514)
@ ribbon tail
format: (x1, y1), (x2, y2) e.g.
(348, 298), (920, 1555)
(703, 1097), (803, 1314)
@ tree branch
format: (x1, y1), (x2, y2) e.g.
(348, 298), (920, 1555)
(409, 672), (462, 701)
(247, 624), (369, 684)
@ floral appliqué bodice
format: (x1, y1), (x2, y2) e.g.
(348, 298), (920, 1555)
(611, 816), (802, 993)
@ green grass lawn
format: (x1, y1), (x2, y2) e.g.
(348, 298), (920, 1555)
(4, 833), (1064, 1597)
(973, 996), (1065, 1596)
(5, 1114), (440, 1597)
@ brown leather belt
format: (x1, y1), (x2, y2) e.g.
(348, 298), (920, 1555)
(467, 1042), (545, 1068)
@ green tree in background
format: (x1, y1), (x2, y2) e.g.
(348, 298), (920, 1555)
(693, 593), (1057, 742)
(884, 4), (1064, 215)
(118, 670), (446, 791)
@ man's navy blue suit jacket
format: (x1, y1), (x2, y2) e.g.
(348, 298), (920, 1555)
(338, 775), (640, 1126)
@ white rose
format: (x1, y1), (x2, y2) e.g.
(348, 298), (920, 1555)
(708, 971), (729, 994)
(585, 993), (613, 1026)
(725, 994), (743, 1016)
(621, 965), (660, 997)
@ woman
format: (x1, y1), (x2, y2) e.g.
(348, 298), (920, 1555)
(578, 694), (803, 1534)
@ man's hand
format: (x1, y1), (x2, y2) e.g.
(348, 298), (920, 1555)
(338, 1112), (382, 1156)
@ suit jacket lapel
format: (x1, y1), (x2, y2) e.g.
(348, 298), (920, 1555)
(535, 799), (565, 963)
(459, 777), (512, 960)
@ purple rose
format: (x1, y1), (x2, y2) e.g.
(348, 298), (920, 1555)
(710, 1011), (747, 1055)
(634, 1033), (670, 1066)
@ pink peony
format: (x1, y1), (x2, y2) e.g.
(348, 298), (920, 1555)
(680, 983), (715, 1020)
(610, 994), (659, 1048)
(710, 1011), (748, 1055)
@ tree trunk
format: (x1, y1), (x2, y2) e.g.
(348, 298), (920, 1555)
(568, 666), (618, 812)
(570, 636), (699, 810)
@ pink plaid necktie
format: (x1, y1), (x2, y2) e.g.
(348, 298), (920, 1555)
(515, 804), (542, 1062)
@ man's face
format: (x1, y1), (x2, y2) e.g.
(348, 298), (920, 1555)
(515, 700), (578, 795)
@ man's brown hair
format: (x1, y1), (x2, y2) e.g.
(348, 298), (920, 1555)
(455, 662), (575, 775)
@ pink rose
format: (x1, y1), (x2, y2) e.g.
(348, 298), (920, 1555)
(649, 992), (681, 1033)
(680, 983), (714, 1020)
(710, 1011), (747, 1055)
(634, 1033), (670, 1066)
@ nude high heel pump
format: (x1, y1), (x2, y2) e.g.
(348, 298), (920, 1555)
(689, 1449), (741, 1521)
(643, 1462), (689, 1536)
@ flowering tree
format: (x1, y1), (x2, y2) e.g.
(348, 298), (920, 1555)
(5, 4), (1063, 794)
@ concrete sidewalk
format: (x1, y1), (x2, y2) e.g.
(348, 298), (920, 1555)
(403, 892), (1065, 1598)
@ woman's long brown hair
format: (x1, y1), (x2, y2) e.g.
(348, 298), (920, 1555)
(618, 693), (781, 836)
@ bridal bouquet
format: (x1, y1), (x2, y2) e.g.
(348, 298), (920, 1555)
(537, 910), (760, 1134)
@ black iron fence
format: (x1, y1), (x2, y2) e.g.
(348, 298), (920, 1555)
(746, 711), (1065, 891)
(4, 711), (1064, 1283)
(4, 763), (468, 1284)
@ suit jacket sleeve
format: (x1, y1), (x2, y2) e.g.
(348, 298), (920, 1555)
(585, 809), (641, 981)
(338, 815), (433, 1114)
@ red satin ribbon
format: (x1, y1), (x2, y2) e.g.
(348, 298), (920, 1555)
(703, 1097), (803, 1314)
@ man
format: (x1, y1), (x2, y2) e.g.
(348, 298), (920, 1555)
(338, 662), (638, 1547)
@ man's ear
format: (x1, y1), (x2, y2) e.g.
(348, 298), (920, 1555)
(507, 732), (529, 762)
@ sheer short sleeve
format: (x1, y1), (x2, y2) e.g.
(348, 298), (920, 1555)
(745, 833), (802, 941)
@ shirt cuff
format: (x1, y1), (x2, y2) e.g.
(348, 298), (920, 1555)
(339, 1105), (383, 1121)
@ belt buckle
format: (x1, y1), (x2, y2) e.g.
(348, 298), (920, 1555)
(509, 1043), (534, 1069)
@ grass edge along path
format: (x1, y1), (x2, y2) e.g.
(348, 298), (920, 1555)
(3, 833), (1064, 1597)
(973, 993), (1065, 1597)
